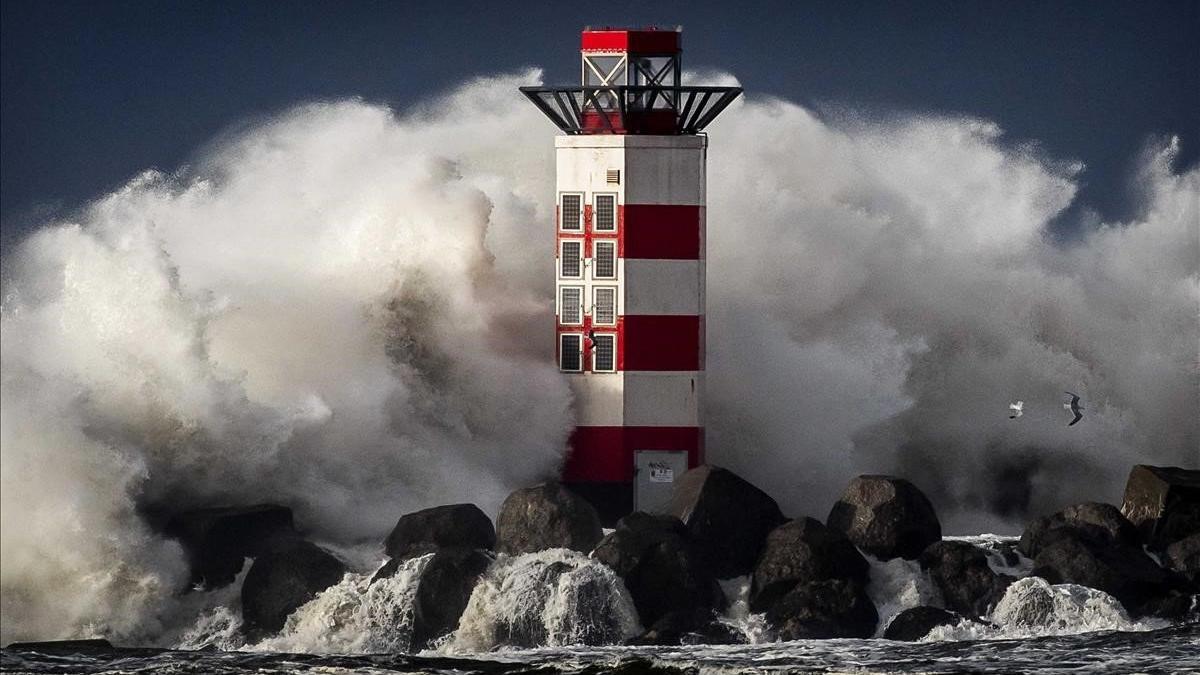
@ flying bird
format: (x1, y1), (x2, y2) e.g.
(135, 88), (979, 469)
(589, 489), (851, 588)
(1009, 401), (1024, 419)
(1064, 392), (1084, 426)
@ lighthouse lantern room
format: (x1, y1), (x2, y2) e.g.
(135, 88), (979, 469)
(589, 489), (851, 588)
(522, 28), (741, 523)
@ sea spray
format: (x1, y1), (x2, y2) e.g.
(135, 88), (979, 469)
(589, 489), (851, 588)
(250, 555), (431, 654)
(446, 549), (639, 651)
(863, 554), (942, 636)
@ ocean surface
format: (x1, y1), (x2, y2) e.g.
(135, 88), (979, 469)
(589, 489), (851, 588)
(3, 536), (1198, 674)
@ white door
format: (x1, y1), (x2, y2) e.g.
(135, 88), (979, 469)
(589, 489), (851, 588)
(634, 450), (689, 514)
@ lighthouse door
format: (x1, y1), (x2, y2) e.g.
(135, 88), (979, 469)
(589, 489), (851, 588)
(634, 450), (689, 514)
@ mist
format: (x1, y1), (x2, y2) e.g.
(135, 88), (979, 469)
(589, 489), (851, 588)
(1, 70), (1196, 642)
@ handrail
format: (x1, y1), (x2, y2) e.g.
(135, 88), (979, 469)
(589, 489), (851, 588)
(520, 85), (742, 135)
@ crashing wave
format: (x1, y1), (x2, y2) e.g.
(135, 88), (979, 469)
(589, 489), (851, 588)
(444, 549), (639, 652)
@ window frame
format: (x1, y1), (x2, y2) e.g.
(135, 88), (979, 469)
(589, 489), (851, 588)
(591, 332), (617, 373)
(559, 239), (583, 279)
(559, 333), (584, 373)
(559, 285), (584, 326)
(593, 193), (618, 232)
(559, 192), (584, 232)
(593, 240), (617, 279)
(593, 286), (617, 326)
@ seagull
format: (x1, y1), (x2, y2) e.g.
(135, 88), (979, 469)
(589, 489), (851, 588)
(1009, 401), (1024, 419)
(1064, 391), (1084, 426)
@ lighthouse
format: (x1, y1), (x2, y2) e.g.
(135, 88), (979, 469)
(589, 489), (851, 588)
(522, 28), (741, 523)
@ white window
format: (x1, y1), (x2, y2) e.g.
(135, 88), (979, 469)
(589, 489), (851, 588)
(592, 333), (616, 372)
(560, 193), (583, 231)
(560, 286), (583, 325)
(593, 240), (616, 279)
(560, 240), (582, 278)
(594, 194), (616, 232)
(593, 287), (617, 325)
(560, 334), (583, 372)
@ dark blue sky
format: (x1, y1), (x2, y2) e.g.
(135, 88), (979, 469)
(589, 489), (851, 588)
(2, 0), (1197, 241)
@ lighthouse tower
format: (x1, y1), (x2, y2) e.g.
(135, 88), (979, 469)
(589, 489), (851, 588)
(522, 28), (741, 523)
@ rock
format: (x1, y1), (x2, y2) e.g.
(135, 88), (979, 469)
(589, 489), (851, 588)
(626, 610), (742, 646)
(241, 537), (347, 638)
(383, 504), (496, 561)
(1164, 533), (1200, 585)
(1120, 465), (1200, 550)
(826, 475), (941, 561)
(765, 578), (878, 640)
(663, 466), (786, 578)
(919, 541), (1015, 618)
(496, 482), (602, 555)
(592, 512), (723, 628)
(1018, 502), (1138, 558)
(163, 504), (295, 588)
(410, 547), (494, 650)
(1030, 530), (1180, 617)
(750, 517), (869, 612)
(882, 606), (965, 641)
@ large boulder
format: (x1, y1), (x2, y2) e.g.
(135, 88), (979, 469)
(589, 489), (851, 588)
(765, 578), (878, 640)
(496, 483), (602, 555)
(1164, 533), (1200, 586)
(1120, 465), (1200, 550)
(163, 504), (295, 588)
(882, 606), (966, 641)
(410, 547), (494, 650)
(384, 504), (495, 561)
(826, 475), (941, 561)
(592, 512), (723, 628)
(1030, 530), (1180, 617)
(750, 517), (869, 612)
(1018, 502), (1138, 558)
(663, 466), (786, 579)
(919, 541), (1015, 618)
(241, 537), (347, 638)
(626, 609), (744, 646)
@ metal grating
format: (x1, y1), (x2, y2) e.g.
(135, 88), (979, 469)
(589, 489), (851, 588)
(560, 240), (582, 277)
(594, 287), (616, 325)
(594, 241), (616, 278)
(593, 333), (616, 372)
(606, 169), (621, 184)
(561, 194), (582, 230)
(595, 194), (616, 231)
(560, 286), (583, 324)
(560, 334), (582, 372)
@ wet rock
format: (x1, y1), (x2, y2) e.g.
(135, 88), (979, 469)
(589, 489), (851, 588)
(625, 610), (743, 646)
(1120, 465), (1200, 550)
(5, 639), (116, 653)
(882, 606), (966, 641)
(920, 541), (1015, 618)
(496, 482), (603, 555)
(750, 517), (869, 612)
(765, 578), (878, 640)
(592, 512), (723, 628)
(411, 547), (494, 650)
(163, 504), (295, 588)
(663, 466), (786, 579)
(1030, 530), (1180, 617)
(1018, 502), (1138, 558)
(1164, 533), (1200, 586)
(241, 537), (347, 638)
(383, 504), (495, 561)
(826, 475), (941, 561)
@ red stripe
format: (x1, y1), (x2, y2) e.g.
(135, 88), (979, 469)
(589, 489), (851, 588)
(622, 205), (702, 260)
(581, 30), (680, 53)
(563, 426), (703, 482)
(622, 315), (701, 371)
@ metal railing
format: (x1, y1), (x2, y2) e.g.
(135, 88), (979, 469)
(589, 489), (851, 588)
(520, 85), (743, 135)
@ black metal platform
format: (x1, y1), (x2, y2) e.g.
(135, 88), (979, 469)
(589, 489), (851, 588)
(520, 85), (742, 135)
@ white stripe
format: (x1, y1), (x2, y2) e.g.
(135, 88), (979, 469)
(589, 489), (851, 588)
(570, 373), (624, 426)
(623, 259), (705, 316)
(623, 371), (703, 427)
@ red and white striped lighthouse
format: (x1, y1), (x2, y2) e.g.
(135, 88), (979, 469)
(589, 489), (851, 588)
(523, 28), (741, 522)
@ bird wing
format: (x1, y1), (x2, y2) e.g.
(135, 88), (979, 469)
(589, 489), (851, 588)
(1069, 410), (1083, 426)
(1065, 391), (1081, 404)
